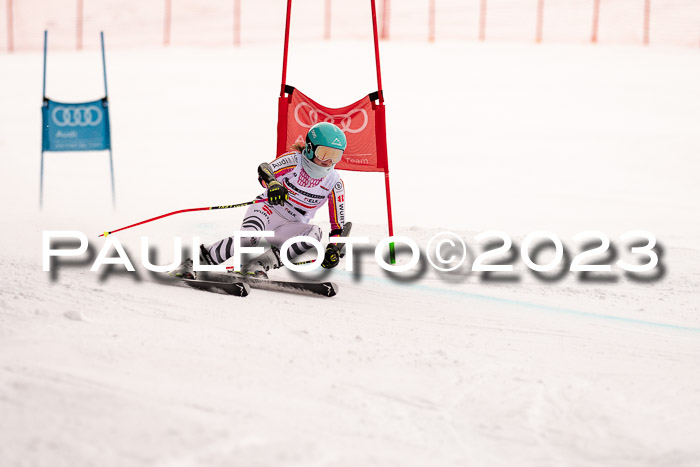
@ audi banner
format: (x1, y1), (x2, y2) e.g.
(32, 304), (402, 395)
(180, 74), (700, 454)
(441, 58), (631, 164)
(42, 99), (111, 152)
(277, 88), (388, 173)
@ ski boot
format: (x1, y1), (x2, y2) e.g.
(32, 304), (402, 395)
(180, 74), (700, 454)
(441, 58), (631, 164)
(169, 245), (216, 280)
(242, 246), (282, 279)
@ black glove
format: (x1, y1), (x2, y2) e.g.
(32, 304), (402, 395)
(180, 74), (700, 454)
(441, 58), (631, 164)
(267, 180), (288, 206)
(321, 243), (341, 269)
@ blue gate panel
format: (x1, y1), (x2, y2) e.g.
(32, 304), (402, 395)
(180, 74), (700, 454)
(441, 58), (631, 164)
(42, 98), (111, 152)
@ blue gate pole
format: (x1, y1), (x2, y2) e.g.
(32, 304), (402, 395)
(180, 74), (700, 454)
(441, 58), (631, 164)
(108, 150), (116, 208)
(40, 152), (45, 209)
(101, 31), (116, 208)
(101, 31), (108, 97)
(40, 30), (48, 209)
(42, 30), (47, 97)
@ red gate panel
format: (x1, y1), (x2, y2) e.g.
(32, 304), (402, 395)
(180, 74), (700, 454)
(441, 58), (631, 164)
(277, 87), (388, 173)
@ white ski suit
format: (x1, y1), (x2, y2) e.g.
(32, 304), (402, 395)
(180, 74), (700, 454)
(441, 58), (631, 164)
(205, 151), (346, 264)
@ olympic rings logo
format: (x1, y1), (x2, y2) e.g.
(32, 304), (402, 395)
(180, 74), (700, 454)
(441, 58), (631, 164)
(51, 106), (103, 127)
(294, 102), (368, 134)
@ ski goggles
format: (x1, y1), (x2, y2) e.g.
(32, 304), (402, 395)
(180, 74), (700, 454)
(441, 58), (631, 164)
(314, 145), (344, 164)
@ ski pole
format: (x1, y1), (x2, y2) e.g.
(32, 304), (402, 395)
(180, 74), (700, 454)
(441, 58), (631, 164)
(99, 198), (268, 237)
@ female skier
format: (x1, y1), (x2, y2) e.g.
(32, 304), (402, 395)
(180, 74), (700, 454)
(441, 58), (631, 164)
(172, 121), (347, 279)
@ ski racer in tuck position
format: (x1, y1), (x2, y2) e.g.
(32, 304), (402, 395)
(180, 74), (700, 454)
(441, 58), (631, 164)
(171, 121), (348, 279)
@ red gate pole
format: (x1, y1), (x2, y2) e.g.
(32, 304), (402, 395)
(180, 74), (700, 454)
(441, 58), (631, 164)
(6, 0), (14, 52)
(371, 1), (383, 91)
(233, 0), (241, 46)
(324, 0), (331, 40)
(478, 0), (487, 42)
(591, 0), (600, 44)
(535, 0), (544, 44)
(164, 0), (172, 46)
(428, 0), (436, 43)
(276, 0), (293, 157)
(371, 0), (396, 263)
(76, 0), (83, 50)
(280, 0), (292, 97)
(643, 0), (651, 45)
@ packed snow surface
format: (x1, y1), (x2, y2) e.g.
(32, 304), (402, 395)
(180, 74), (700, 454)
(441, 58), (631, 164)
(1, 37), (700, 466)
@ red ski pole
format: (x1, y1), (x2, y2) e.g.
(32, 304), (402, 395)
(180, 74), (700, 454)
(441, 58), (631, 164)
(99, 198), (268, 237)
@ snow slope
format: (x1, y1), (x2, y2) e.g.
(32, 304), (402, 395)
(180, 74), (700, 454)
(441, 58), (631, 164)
(1, 38), (700, 466)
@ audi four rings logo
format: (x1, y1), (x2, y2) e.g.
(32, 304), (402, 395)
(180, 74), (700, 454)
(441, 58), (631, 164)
(51, 106), (103, 127)
(294, 102), (368, 134)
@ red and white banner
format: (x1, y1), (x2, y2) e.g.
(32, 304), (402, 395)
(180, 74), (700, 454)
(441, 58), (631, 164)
(277, 88), (388, 173)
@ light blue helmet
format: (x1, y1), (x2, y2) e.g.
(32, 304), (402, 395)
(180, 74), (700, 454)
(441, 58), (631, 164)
(302, 122), (347, 160)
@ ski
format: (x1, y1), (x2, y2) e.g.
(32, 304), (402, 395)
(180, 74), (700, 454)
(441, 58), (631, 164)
(187, 222), (351, 298)
(200, 271), (338, 297)
(243, 276), (338, 297)
(154, 272), (250, 297)
(182, 278), (251, 297)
